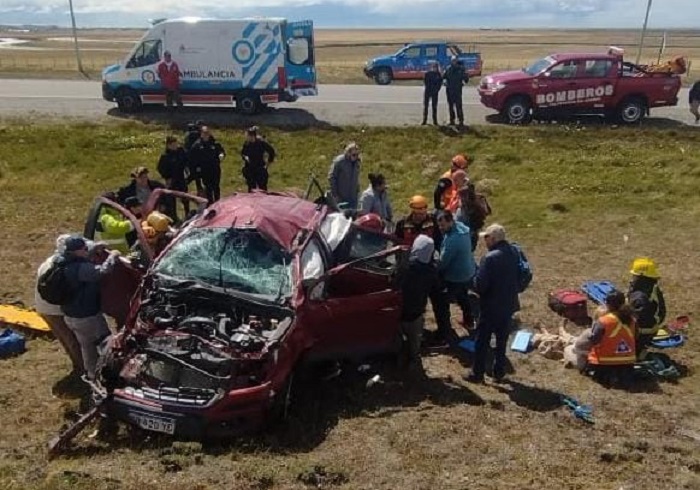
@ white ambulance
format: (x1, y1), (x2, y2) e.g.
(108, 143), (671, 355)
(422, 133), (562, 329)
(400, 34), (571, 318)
(101, 17), (317, 114)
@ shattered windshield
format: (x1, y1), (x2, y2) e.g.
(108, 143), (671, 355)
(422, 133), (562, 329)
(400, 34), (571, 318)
(154, 228), (292, 298)
(524, 56), (555, 75)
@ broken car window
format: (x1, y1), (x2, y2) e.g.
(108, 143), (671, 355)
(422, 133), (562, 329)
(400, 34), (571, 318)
(154, 228), (292, 298)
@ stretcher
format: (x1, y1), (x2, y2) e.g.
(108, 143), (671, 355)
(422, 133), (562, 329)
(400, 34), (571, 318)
(0, 305), (51, 333)
(581, 281), (617, 305)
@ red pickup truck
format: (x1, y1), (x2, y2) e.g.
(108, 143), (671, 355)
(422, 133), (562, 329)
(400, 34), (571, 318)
(478, 48), (682, 124)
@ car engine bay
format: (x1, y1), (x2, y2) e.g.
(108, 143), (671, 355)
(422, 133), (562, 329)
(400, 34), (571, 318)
(101, 282), (293, 405)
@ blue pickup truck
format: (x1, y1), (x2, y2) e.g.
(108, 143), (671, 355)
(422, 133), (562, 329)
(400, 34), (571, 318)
(363, 41), (483, 85)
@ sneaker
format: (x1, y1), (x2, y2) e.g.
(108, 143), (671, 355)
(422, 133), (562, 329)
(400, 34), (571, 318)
(463, 373), (484, 384)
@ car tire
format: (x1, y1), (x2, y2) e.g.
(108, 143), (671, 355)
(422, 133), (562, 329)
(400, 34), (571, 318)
(616, 97), (646, 124)
(502, 96), (532, 124)
(237, 92), (260, 115)
(374, 68), (393, 86)
(116, 87), (142, 113)
(268, 372), (295, 423)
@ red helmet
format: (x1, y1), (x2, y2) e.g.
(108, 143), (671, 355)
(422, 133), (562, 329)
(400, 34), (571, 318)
(354, 213), (384, 232)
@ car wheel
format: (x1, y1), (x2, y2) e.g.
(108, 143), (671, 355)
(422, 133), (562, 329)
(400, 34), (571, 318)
(502, 96), (532, 124)
(269, 372), (294, 423)
(237, 92), (260, 115)
(616, 97), (646, 124)
(374, 68), (393, 86)
(116, 87), (142, 113)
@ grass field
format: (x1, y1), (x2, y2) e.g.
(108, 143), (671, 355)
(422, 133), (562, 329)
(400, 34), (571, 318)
(1, 27), (699, 83)
(0, 121), (699, 489)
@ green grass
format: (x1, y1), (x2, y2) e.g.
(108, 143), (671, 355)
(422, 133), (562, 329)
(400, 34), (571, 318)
(1, 122), (700, 490)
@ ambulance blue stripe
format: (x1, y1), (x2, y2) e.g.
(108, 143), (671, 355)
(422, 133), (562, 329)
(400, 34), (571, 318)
(242, 23), (258, 38)
(254, 34), (267, 48)
(248, 54), (279, 87)
(266, 74), (279, 89)
(264, 41), (278, 55)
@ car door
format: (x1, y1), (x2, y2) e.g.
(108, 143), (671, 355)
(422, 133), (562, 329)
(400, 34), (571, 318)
(143, 188), (208, 226)
(394, 45), (422, 80)
(302, 246), (405, 361)
(83, 197), (151, 327)
(533, 59), (581, 111)
(575, 58), (616, 111)
(422, 44), (440, 78)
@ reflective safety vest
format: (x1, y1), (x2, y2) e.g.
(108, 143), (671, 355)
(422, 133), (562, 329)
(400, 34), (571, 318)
(95, 209), (133, 254)
(439, 170), (457, 210)
(399, 216), (437, 247)
(588, 313), (637, 366)
(645, 283), (664, 334)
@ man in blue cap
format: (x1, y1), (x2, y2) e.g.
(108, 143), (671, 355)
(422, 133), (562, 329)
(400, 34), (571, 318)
(60, 236), (120, 380)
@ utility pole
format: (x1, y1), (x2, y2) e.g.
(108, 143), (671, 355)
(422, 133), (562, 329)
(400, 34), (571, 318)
(635, 0), (653, 65)
(68, 0), (87, 77)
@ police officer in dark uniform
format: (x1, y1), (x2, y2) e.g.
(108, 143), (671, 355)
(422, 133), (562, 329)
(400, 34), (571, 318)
(188, 126), (226, 204)
(422, 62), (442, 126)
(240, 126), (276, 192)
(443, 56), (468, 127)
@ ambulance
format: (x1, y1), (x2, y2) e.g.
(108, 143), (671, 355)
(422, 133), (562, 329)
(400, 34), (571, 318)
(101, 17), (317, 114)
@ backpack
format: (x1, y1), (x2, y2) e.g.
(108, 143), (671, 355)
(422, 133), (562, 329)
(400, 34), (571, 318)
(510, 242), (532, 293)
(548, 289), (590, 326)
(37, 260), (76, 306)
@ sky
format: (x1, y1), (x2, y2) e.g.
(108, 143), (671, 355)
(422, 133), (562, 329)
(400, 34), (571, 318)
(0, 0), (698, 29)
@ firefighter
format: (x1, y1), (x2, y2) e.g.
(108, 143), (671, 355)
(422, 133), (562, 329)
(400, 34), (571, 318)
(130, 211), (175, 268)
(95, 193), (142, 254)
(627, 257), (666, 358)
(433, 154), (470, 210)
(586, 290), (636, 382)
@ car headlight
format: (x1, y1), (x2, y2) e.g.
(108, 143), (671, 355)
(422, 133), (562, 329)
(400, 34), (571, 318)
(489, 81), (506, 91)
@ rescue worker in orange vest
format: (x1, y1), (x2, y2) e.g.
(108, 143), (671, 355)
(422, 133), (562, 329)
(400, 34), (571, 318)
(586, 290), (636, 380)
(394, 195), (451, 344)
(433, 154), (470, 210)
(444, 170), (468, 213)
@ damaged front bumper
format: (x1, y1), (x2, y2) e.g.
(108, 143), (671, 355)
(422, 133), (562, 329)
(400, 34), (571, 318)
(107, 381), (274, 438)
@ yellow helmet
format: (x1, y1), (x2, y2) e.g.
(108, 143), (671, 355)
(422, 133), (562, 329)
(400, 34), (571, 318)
(409, 195), (428, 210)
(630, 257), (660, 279)
(146, 211), (172, 233)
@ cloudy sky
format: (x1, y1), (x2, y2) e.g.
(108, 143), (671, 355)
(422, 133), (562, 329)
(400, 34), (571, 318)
(1, 0), (697, 28)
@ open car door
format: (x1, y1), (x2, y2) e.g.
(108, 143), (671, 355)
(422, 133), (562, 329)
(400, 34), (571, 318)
(83, 197), (152, 328)
(143, 188), (208, 227)
(303, 245), (407, 360)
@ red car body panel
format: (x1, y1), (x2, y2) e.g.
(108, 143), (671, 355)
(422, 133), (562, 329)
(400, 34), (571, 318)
(89, 192), (405, 438)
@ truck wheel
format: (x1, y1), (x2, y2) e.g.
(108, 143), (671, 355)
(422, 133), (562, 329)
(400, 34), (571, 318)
(237, 93), (260, 115)
(116, 88), (142, 113)
(374, 68), (393, 86)
(502, 96), (532, 124)
(616, 97), (646, 124)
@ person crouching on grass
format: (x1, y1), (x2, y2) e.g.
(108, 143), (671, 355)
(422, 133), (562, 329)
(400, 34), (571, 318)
(400, 235), (438, 372)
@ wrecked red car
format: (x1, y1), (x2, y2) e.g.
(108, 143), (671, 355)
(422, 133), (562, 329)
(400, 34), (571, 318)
(89, 191), (406, 438)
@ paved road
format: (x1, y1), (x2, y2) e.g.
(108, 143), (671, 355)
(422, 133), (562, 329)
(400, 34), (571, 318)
(0, 78), (694, 127)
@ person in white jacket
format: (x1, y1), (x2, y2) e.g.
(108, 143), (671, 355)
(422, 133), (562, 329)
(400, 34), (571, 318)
(35, 234), (84, 374)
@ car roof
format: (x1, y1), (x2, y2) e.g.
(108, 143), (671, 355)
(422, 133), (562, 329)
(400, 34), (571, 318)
(551, 52), (619, 61)
(192, 192), (325, 251)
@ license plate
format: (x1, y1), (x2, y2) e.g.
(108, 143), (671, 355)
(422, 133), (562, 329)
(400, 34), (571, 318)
(130, 412), (176, 435)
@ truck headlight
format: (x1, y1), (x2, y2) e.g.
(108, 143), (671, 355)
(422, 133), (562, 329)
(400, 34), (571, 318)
(489, 81), (506, 92)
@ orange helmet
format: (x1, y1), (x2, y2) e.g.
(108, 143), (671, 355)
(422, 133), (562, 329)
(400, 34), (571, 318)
(451, 154), (469, 169)
(355, 213), (384, 232)
(409, 195), (428, 210)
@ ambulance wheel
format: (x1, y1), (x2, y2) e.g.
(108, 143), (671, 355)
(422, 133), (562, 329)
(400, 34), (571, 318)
(237, 93), (260, 115)
(502, 95), (531, 124)
(616, 97), (646, 124)
(115, 88), (142, 113)
(374, 68), (393, 86)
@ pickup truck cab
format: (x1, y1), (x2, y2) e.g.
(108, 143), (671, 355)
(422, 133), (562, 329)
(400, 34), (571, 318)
(478, 48), (682, 124)
(364, 41), (482, 85)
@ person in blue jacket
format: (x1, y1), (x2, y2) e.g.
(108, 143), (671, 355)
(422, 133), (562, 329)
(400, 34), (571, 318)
(436, 210), (476, 338)
(465, 224), (520, 384)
